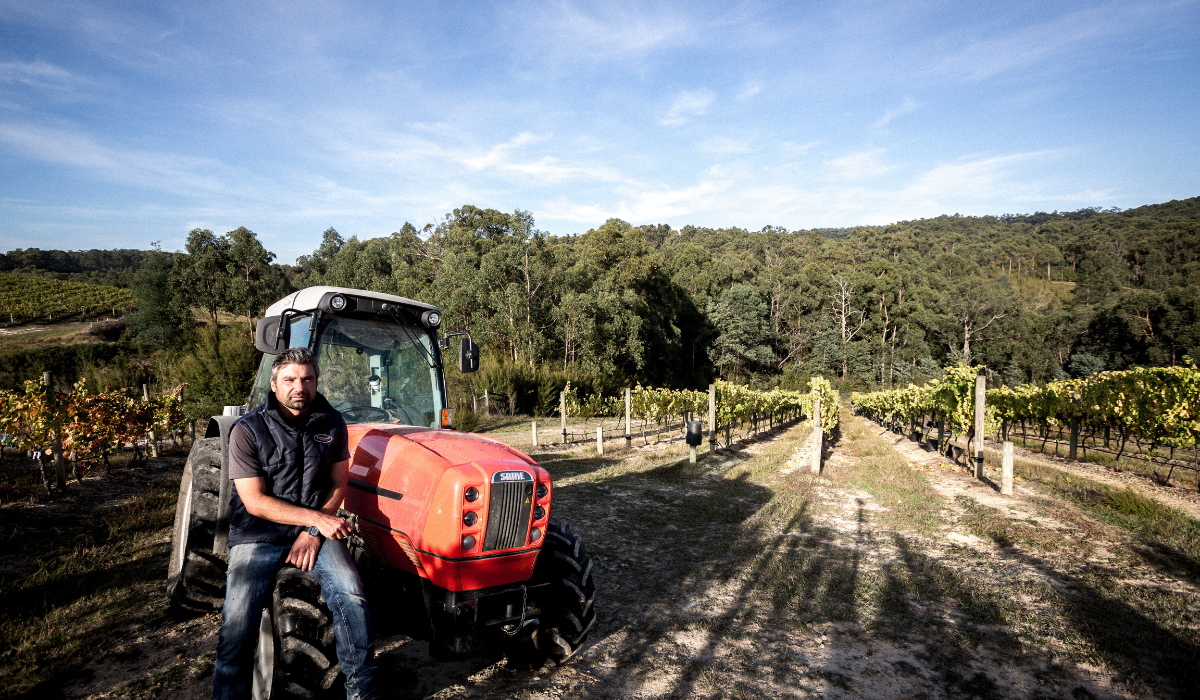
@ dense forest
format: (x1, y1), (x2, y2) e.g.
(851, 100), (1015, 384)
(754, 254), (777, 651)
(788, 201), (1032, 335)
(3, 196), (1198, 415)
(296, 197), (1200, 391)
(0, 248), (151, 287)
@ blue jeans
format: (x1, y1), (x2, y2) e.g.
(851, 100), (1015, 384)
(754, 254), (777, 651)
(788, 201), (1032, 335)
(213, 540), (380, 700)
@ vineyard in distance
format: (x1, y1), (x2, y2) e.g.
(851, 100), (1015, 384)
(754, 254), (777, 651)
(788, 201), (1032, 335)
(0, 272), (135, 325)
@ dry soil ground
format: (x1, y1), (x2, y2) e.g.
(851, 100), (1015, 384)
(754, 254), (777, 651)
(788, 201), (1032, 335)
(3, 410), (1198, 699)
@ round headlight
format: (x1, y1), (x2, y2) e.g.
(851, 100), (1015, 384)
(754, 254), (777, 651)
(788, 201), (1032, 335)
(330, 294), (347, 311)
(462, 534), (476, 550)
(464, 487), (480, 503)
(463, 511), (478, 527)
(529, 527), (542, 543)
(533, 505), (545, 520)
(536, 483), (548, 498)
(427, 312), (440, 326)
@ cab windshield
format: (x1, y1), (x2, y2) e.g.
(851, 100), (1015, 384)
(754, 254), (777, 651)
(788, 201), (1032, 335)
(314, 316), (445, 426)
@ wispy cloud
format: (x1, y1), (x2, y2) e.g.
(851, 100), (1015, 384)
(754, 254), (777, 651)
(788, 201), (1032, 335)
(0, 121), (239, 196)
(510, 0), (694, 62)
(824, 150), (895, 181)
(0, 60), (81, 90)
(660, 89), (715, 126)
(737, 81), (761, 100)
(925, 2), (1170, 82)
(873, 97), (919, 131)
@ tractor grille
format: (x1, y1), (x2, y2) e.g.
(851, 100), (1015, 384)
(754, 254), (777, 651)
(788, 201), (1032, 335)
(482, 480), (534, 551)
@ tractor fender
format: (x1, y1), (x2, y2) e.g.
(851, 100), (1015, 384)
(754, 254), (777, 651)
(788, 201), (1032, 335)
(205, 415), (241, 558)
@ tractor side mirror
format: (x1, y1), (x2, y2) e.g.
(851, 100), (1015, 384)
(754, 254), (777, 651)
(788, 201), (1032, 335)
(255, 317), (287, 354)
(459, 337), (480, 373)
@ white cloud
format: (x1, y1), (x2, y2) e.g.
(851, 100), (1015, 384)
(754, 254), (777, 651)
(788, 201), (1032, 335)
(660, 89), (715, 126)
(537, 177), (730, 225)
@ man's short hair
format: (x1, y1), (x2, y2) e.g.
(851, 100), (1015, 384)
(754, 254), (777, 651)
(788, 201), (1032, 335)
(271, 347), (320, 382)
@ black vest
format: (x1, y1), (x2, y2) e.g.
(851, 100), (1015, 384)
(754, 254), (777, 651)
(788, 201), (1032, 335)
(227, 392), (346, 547)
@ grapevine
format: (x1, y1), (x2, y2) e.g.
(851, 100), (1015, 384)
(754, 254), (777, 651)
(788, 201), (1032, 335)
(852, 362), (1200, 463)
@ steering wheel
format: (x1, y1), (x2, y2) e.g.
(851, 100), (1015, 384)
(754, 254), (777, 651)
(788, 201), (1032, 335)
(383, 398), (416, 425)
(342, 406), (391, 423)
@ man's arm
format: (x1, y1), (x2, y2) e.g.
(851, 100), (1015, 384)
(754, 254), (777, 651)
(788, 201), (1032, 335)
(234, 459), (352, 539)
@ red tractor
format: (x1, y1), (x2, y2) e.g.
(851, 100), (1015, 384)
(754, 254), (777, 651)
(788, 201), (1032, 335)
(166, 286), (597, 699)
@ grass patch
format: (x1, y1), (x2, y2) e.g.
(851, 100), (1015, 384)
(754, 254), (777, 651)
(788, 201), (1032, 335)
(994, 454), (1200, 578)
(0, 477), (179, 698)
(828, 414), (946, 536)
(955, 495), (1061, 552)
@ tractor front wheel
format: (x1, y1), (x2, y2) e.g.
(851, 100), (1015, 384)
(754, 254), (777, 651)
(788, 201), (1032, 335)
(252, 566), (344, 700)
(505, 519), (597, 668)
(166, 438), (227, 613)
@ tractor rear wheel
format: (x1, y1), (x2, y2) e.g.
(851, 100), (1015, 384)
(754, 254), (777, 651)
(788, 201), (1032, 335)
(167, 438), (227, 613)
(505, 518), (597, 668)
(252, 566), (344, 700)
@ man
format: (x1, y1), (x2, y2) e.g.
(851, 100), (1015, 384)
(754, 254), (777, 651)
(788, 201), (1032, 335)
(213, 347), (379, 700)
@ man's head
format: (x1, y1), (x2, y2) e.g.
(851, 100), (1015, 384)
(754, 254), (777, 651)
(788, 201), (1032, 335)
(270, 347), (319, 416)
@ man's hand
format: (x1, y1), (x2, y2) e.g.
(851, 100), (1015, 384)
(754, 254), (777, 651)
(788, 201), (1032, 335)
(287, 531), (322, 571)
(313, 511), (353, 540)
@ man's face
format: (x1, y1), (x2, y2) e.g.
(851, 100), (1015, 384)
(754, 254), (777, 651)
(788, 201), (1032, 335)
(271, 362), (318, 413)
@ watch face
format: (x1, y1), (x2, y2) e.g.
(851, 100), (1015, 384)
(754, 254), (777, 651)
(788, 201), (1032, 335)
(308, 526), (321, 537)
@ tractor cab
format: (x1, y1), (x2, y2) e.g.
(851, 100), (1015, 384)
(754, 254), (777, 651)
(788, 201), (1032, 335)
(250, 286), (479, 426)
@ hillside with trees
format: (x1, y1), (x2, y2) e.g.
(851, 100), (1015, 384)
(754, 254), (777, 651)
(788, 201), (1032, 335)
(3, 196), (1197, 416)
(301, 197), (1200, 391)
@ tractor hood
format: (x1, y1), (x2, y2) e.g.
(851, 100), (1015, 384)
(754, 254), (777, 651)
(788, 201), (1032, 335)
(400, 428), (539, 467)
(344, 424), (549, 589)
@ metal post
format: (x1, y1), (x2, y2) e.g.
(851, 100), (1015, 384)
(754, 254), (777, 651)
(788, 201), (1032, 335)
(44, 372), (66, 490)
(974, 374), (986, 479)
(708, 384), (717, 455)
(560, 391), (567, 444)
(596, 426), (604, 455)
(811, 397), (822, 474)
(625, 387), (632, 449)
(1002, 441), (1014, 496)
(531, 420), (538, 447)
(1069, 417), (1080, 461)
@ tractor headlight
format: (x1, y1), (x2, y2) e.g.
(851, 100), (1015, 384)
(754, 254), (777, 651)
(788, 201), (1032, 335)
(465, 487), (480, 503)
(536, 483), (548, 498)
(462, 535), (476, 550)
(533, 505), (545, 520)
(529, 527), (542, 543)
(422, 310), (441, 328)
(329, 294), (347, 311)
(463, 511), (478, 527)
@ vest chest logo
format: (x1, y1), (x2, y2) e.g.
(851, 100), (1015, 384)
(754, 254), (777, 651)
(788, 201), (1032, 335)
(314, 434), (333, 444)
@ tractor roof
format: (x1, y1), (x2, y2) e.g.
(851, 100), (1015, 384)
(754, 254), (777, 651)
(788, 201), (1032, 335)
(264, 286), (438, 317)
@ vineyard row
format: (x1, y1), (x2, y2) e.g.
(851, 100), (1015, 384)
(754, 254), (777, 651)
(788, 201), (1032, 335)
(851, 364), (1200, 477)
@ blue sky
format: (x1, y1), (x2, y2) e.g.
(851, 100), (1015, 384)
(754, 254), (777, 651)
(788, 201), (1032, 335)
(1, 0), (1198, 263)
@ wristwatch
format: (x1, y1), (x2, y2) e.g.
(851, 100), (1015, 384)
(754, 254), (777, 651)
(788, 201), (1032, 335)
(306, 525), (322, 538)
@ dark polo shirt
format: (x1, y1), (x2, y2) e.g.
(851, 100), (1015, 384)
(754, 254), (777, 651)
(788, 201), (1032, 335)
(227, 392), (350, 547)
